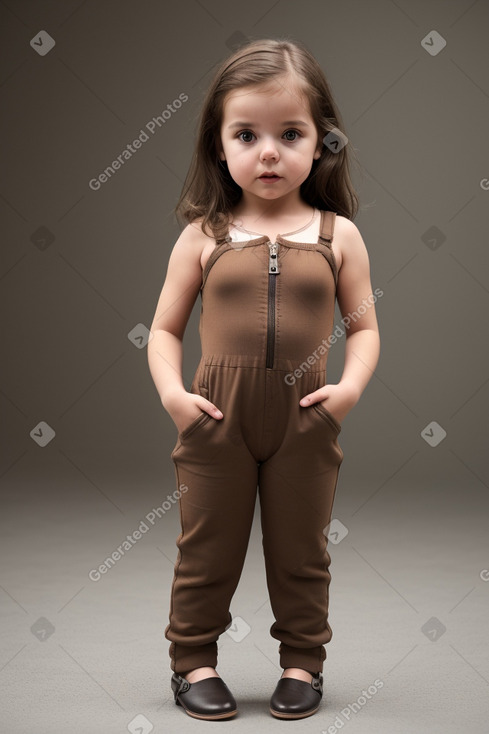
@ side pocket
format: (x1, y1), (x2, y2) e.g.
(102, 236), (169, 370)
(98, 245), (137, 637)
(312, 402), (342, 435)
(178, 410), (213, 441)
(172, 362), (214, 455)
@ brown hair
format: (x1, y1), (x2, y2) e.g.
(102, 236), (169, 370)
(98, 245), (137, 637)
(175, 36), (360, 242)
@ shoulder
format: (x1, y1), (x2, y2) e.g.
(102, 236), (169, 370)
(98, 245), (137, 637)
(172, 217), (213, 253)
(330, 213), (372, 280)
(189, 216), (215, 238)
(169, 217), (219, 276)
(331, 214), (369, 268)
(333, 214), (361, 240)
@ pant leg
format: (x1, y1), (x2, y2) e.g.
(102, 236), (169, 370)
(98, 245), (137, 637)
(165, 365), (259, 674)
(258, 372), (344, 674)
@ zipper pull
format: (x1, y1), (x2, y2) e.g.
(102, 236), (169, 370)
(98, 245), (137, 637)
(268, 242), (280, 274)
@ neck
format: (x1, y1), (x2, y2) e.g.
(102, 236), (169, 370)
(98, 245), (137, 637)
(234, 191), (312, 223)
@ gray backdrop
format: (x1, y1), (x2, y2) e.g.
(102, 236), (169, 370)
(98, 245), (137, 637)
(1, 1), (488, 732)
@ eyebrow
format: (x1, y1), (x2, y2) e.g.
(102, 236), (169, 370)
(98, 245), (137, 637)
(227, 120), (310, 128)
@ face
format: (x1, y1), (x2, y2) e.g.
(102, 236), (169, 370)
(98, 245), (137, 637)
(218, 79), (322, 208)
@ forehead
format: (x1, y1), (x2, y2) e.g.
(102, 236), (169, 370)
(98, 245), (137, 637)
(221, 82), (312, 122)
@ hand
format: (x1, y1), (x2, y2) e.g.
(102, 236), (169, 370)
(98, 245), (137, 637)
(299, 381), (359, 424)
(163, 388), (223, 435)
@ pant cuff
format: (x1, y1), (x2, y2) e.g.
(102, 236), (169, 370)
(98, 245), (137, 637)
(169, 641), (218, 675)
(278, 643), (327, 673)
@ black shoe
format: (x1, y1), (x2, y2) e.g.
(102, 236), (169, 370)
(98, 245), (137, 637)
(171, 672), (238, 720)
(270, 671), (323, 719)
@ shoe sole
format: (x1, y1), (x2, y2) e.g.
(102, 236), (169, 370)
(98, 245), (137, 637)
(270, 703), (320, 719)
(176, 698), (238, 720)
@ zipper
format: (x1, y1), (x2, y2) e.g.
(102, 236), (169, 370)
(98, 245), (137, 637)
(266, 242), (280, 368)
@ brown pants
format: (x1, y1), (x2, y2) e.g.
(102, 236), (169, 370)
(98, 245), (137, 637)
(165, 352), (343, 675)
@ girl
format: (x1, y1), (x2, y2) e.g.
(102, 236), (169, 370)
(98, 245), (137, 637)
(147, 37), (380, 721)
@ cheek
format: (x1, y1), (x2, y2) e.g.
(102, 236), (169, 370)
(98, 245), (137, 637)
(229, 154), (252, 175)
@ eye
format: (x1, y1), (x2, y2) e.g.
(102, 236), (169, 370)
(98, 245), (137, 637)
(236, 129), (302, 143)
(237, 130), (255, 143)
(283, 129), (301, 141)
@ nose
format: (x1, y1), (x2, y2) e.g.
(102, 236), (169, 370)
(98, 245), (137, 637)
(259, 137), (279, 161)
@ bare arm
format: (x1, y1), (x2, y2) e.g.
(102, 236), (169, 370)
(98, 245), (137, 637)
(147, 222), (223, 432)
(300, 217), (381, 423)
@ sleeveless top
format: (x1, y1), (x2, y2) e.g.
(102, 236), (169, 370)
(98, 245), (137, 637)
(198, 209), (338, 373)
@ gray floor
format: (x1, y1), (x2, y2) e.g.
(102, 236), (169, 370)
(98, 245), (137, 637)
(1, 473), (488, 734)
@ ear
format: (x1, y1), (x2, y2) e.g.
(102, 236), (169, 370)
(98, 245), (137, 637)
(313, 142), (323, 160)
(216, 136), (226, 161)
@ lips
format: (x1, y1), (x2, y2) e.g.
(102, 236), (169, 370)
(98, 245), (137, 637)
(259, 172), (281, 180)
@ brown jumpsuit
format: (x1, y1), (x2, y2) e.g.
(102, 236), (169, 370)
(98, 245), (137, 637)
(165, 208), (344, 675)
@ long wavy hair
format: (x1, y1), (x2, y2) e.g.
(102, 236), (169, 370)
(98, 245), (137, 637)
(175, 37), (360, 242)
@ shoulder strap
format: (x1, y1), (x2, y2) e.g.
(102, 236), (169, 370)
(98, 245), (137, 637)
(316, 210), (339, 288)
(318, 210), (336, 244)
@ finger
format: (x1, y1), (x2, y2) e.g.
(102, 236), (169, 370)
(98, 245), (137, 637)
(201, 399), (223, 419)
(299, 390), (325, 406)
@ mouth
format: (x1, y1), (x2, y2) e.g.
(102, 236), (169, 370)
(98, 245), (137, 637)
(259, 173), (282, 182)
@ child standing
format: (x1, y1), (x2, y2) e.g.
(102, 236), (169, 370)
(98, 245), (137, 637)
(147, 37), (380, 721)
